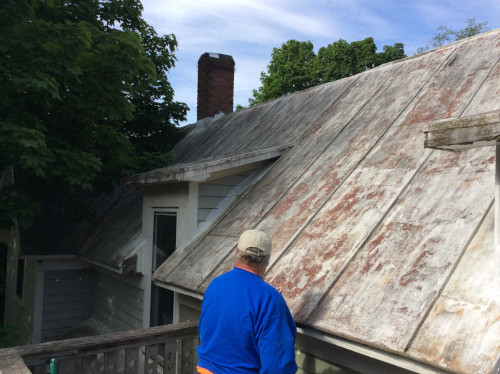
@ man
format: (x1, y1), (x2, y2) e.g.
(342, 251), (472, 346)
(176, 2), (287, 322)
(197, 229), (297, 374)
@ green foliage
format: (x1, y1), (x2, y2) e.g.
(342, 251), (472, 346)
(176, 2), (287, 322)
(250, 38), (406, 105)
(416, 18), (489, 54)
(250, 40), (318, 105)
(0, 325), (19, 348)
(0, 0), (188, 230)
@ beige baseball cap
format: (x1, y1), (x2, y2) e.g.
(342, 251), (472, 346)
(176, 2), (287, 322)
(237, 229), (272, 257)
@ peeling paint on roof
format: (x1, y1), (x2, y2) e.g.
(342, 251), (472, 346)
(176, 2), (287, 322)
(153, 30), (500, 373)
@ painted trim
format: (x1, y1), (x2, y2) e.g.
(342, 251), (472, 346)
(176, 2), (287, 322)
(173, 292), (179, 324)
(144, 208), (179, 328)
(187, 182), (199, 239)
(36, 259), (90, 271)
(20, 254), (78, 260)
(152, 282), (203, 301)
(79, 256), (122, 273)
(496, 145), (500, 286)
(32, 266), (44, 344)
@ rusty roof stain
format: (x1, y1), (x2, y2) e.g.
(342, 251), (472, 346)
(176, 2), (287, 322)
(153, 30), (500, 373)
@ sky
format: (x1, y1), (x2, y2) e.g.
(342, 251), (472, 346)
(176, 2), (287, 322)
(141, 0), (500, 126)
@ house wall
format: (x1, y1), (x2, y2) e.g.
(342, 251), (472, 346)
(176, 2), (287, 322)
(3, 225), (36, 345)
(177, 293), (201, 323)
(143, 183), (191, 254)
(0, 168), (36, 345)
(41, 269), (94, 342)
(91, 270), (144, 332)
(197, 172), (253, 228)
(142, 183), (191, 327)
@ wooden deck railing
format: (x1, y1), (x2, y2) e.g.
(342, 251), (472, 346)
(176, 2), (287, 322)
(0, 321), (199, 374)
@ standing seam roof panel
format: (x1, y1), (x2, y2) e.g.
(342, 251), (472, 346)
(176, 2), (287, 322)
(211, 64), (401, 237)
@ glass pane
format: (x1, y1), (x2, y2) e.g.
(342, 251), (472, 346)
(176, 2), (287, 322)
(153, 213), (177, 272)
(151, 211), (177, 327)
(16, 258), (25, 298)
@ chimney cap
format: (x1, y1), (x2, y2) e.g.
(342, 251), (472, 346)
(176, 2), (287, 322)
(199, 52), (235, 69)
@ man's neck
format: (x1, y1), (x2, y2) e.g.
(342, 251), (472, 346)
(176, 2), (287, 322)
(234, 261), (266, 278)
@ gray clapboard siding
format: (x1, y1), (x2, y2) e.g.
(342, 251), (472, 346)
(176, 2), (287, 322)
(42, 298), (90, 313)
(177, 293), (201, 323)
(4, 258), (37, 344)
(91, 271), (144, 332)
(41, 269), (94, 342)
(197, 172), (252, 227)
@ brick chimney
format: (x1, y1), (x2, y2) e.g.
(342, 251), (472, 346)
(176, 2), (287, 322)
(197, 52), (235, 121)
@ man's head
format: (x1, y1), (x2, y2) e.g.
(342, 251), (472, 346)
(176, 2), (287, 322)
(234, 229), (272, 275)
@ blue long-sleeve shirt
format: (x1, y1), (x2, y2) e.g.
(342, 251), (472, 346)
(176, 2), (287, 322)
(197, 267), (297, 374)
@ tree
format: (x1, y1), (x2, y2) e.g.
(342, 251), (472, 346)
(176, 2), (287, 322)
(0, 0), (188, 231)
(249, 40), (318, 106)
(315, 38), (405, 84)
(416, 18), (489, 54)
(249, 38), (406, 106)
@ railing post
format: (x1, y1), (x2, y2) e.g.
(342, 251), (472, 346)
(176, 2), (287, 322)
(163, 340), (177, 374)
(180, 337), (196, 374)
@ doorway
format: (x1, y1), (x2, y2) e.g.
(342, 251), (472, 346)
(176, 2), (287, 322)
(150, 211), (177, 327)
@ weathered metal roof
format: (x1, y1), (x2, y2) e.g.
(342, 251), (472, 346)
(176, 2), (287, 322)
(153, 29), (500, 373)
(78, 187), (144, 273)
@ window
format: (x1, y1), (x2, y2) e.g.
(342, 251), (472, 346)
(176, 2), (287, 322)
(16, 258), (25, 299)
(150, 210), (177, 327)
(152, 212), (177, 272)
(0, 243), (8, 320)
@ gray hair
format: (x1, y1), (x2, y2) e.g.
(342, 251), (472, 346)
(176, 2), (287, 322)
(235, 248), (270, 266)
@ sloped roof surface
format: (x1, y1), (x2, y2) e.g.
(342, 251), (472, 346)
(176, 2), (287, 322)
(78, 187), (144, 270)
(154, 30), (500, 373)
(170, 79), (347, 164)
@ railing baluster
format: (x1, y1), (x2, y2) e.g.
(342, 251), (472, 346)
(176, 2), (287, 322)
(163, 340), (177, 374)
(104, 350), (119, 374)
(125, 347), (139, 374)
(144, 344), (158, 374)
(82, 354), (99, 373)
(74, 357), (83, 374)
(59, 358), (75, 374)
(33, 363), (47, 374)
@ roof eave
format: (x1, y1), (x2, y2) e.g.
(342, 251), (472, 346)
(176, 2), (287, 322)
(123, 144), (293, 186)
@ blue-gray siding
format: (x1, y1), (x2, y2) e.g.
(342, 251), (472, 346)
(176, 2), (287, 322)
(198, 173), (252, 227)
(41, 269), (94, 342)
(91, 271), (144, 332)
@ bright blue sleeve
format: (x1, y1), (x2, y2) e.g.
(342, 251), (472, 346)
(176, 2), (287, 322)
(257, 302), (297, 374)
